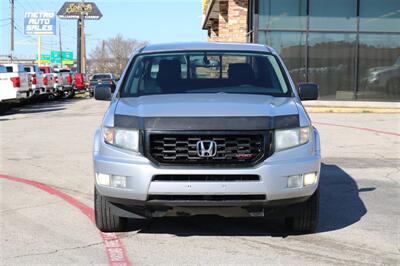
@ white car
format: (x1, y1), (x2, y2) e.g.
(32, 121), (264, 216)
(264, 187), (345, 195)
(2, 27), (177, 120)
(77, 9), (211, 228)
(0, 64), (29, 109)
(93, 42), (321, 233)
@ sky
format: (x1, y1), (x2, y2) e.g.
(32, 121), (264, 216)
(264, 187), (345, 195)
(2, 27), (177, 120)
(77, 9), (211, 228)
(0, 0), (206, 59)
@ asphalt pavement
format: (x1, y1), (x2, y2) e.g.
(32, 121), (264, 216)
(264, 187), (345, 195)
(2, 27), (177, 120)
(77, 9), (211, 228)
(1, 98), (399, 265)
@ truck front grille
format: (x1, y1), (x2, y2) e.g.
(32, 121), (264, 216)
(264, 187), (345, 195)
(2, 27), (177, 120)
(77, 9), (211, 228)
(146, 131), (270, 166)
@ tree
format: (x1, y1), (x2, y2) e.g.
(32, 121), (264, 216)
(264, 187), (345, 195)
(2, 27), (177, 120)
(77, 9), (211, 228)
(89, 34), (147, 76)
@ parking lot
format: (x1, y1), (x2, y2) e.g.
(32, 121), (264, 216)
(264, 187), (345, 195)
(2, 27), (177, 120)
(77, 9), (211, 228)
(0, 98), (399, 265)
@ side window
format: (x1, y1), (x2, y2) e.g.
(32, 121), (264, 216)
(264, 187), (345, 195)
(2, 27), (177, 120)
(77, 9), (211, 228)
(254, 56), (288, 92)
(18, 65), (25, 72)
(6, 66), (13, 72)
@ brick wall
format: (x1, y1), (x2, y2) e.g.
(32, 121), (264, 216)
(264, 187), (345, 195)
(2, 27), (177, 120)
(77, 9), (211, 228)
(207, 0), (249, 43)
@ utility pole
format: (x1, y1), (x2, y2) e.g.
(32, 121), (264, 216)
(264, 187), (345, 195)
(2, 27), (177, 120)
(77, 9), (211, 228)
(77, 17), (81, 72)
(76, 0), (86, 73)
(81, 15), (86, 73)
(59, 23), (63, 68)
(10, 0), (14, 61)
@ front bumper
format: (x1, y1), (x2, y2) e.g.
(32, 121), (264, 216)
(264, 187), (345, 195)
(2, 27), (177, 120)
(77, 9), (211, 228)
(93, 128), (321, 209)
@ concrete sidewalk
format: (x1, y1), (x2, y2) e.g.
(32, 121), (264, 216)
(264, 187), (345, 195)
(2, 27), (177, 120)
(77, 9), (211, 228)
(303, 100), (400, 113)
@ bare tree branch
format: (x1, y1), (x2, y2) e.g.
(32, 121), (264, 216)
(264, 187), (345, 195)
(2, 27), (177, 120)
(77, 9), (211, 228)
(88, 34), (148, 76)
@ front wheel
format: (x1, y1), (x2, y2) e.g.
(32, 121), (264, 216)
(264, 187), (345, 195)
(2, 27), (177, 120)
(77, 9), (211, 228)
(61, 89), (75, 99)
(285, 187), (319, 233)
(95, 188), (127, 232)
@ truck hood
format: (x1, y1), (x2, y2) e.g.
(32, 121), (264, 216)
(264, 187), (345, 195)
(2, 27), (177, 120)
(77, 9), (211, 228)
(115, 93), (299, 117)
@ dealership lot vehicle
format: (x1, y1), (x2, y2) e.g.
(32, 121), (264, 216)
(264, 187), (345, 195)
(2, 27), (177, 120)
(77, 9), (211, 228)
(0, 63), (29, 106)
(24, 64), (47, 99)
(73, 72), (86, 95)
(89, 73), (117, 97)
(54, 68), (75, 99)
(93, 42), (321, 232)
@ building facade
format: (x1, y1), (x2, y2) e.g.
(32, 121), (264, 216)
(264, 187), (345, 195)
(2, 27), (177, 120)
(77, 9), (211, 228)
(202, 0), (400, 101)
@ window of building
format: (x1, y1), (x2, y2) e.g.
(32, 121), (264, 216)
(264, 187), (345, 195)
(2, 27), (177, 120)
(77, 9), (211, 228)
(309, 0), (357, 30)
(259, 31), (307, 85)
(357, 34), (400, 100)
(360, 0), (400, 32)
(308, 33), (356, 100)
(258, 0), (307, 30)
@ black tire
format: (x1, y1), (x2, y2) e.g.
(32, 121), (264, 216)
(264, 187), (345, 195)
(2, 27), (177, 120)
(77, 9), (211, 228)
(48, 93), (56, 101)
(285, 188), (319, 233)
(67, 90), (75, 99)
(95, 188), (126, 232)
(0, 103), (10, 115)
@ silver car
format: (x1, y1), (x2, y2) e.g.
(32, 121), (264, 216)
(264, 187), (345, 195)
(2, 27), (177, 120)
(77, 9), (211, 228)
(93, 42), (321, 233)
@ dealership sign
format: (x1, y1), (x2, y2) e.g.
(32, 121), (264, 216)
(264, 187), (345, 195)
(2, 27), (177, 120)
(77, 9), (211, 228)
(24, 11), (56, 35)
(57, 2), (102, 20)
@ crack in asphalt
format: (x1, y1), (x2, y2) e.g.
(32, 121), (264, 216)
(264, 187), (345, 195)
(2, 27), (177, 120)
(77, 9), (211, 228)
(233, 236), (397, 266)
(0, 200), (63, 213)
(3, 241), (104, 260)
(384, 167), (400, 184)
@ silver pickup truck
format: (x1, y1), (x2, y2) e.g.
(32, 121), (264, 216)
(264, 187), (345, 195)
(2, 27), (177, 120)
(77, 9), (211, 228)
(93, 42), (321, 233)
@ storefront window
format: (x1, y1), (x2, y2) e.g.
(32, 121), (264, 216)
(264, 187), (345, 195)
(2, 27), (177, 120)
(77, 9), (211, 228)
(258, 0), (307, 30)
(259, 31), (306, 85)
(309, 0), (357, 31)
(254, 0), (400, 101)
(360, 0), (400, 32)
(308, 33), (356, 100)
(357, 34), (400, 100)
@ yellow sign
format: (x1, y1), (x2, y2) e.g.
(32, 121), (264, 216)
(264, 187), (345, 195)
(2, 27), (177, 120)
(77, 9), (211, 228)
(62, 60), (74, 65)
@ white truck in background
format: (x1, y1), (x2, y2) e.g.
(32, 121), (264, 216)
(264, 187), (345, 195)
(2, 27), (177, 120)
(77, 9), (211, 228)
(39, 66), (74, 98)
(39, 66), (57, 97)
(24, 64), (46, 99)
(0, 63), (30, 113)
(54, 68), (74, 98)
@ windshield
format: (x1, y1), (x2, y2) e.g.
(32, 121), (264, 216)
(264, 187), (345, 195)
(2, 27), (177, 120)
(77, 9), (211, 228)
(121, 52), (291, 97)
(92, 74), (112, 80)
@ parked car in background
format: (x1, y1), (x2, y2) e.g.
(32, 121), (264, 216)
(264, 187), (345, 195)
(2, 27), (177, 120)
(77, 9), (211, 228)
(364, 56), (400, 96)
(0, 63), (30, 113)
(73, 72), (86, 95)
(39, 66), (57, 97)
(92, 42), (321, 233)
(89, 73), (117, 97)
(24, 64), (46, 100)
(54, 68), (75, 99)
(2, 63), (30, 100)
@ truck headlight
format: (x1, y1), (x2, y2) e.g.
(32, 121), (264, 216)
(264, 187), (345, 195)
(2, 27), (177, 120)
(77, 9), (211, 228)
(274, 126), (310, 152)
(103, 127), (139, 151)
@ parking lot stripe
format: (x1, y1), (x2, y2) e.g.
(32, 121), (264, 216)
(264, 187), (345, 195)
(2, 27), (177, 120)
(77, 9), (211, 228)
(314, 121), (400, 137)
(0, 174), (132, 266)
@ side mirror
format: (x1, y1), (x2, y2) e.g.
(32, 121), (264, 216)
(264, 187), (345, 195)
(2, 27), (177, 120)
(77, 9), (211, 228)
(298, 82), (319, 101)
(94, 86), (112, 101)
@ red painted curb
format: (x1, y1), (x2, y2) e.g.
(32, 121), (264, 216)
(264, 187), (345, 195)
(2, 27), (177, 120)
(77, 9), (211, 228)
(0, 174), (132, 266)
(314, 121), (400, 137)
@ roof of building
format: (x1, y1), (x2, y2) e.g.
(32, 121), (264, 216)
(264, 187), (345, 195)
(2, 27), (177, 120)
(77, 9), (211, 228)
(140, 42), (273, 54)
